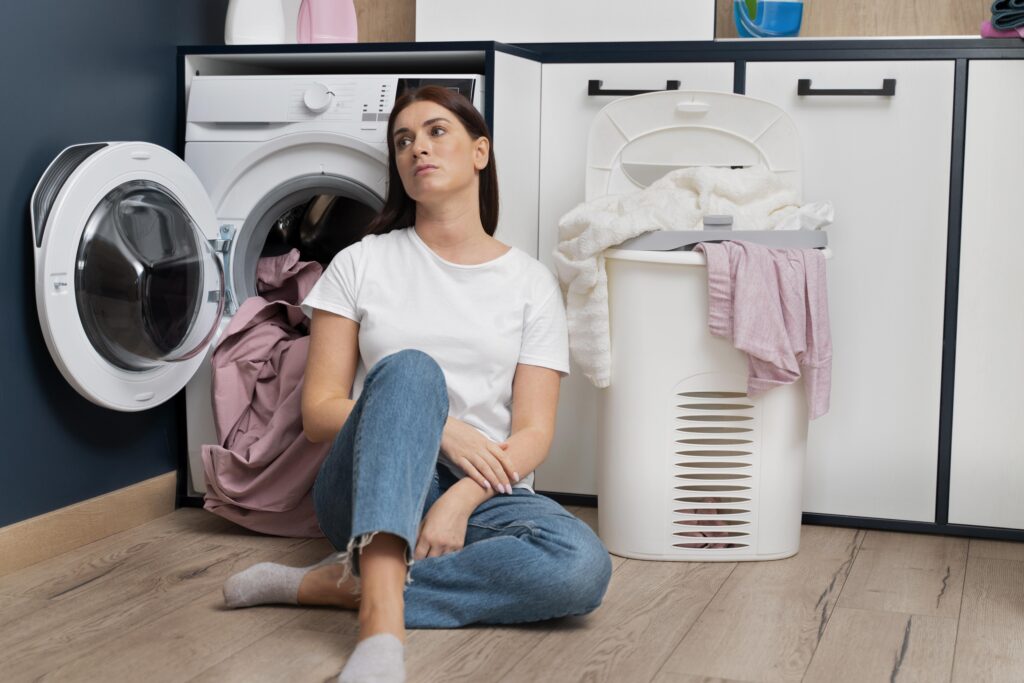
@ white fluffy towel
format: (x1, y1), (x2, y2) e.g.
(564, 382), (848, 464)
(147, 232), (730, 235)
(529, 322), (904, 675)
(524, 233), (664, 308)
(553, 165), (805, 388)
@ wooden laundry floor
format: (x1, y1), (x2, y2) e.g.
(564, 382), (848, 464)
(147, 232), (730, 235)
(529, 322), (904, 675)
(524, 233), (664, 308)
(1, 507), (1022, 683)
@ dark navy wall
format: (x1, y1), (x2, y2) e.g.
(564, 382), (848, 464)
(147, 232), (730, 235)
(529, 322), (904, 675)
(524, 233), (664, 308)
(0, 1), (228, 527)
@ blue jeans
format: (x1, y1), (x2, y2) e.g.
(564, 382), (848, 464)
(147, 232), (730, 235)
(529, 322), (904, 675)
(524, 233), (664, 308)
(311, 349), (613, 629)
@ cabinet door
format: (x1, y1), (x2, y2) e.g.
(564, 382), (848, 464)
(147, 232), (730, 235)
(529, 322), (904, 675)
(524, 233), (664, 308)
(536, 62), (734, 495)
(949, 60), (1024, 530)
(492, 51), (542, 258)
(746, 61), (955, 522)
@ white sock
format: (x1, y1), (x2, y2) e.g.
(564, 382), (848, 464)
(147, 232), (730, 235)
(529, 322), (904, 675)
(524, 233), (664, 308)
(338, 633), (406, 683)
(222, 550), (354, 608)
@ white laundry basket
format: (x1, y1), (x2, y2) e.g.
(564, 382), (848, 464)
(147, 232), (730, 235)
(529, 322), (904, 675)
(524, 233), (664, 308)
(599, 248), (815, 562)
(581, 90), (827, 561)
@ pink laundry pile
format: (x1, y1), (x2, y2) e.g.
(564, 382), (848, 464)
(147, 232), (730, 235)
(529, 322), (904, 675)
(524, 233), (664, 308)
(692, 240), (832, 420)
(676, 497), (736, 549)
(201, 249), (329, 537)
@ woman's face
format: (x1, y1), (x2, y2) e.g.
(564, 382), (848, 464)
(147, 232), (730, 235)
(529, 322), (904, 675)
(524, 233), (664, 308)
(391, 100), (489, 205)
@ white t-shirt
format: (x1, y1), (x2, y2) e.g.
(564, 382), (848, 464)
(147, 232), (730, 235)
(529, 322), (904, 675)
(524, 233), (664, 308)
(300, 226), (570, 493)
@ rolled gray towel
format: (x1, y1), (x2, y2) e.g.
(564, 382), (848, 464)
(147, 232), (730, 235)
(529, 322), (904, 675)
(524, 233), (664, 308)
(992, 0), (1024, 29)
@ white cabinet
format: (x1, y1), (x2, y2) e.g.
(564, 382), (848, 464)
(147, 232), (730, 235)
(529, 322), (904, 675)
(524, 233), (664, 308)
(949, 60), (1024, 530)
(746, 61), (956, 522)
(535, 62), (734, 495)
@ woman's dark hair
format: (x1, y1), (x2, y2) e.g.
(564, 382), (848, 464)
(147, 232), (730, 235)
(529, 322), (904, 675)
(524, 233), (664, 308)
(364, 85), (499, 236)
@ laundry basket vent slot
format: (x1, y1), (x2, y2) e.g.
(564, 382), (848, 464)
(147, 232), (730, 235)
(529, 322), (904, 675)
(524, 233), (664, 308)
(675, 508), (750, 515)
(677, 484), (751, 492)
(674, 542), (749, 549)
(677, 415), (753, 422)
(677, 473), (750, 480)
(674, 531), (749, 539)
(676, 461), (749, 469)
(678, 403), (755, 411)
(677, 496), (749, 503)
(678, 426), (752, 434)
(676, 449), (752, 457)
(677, 438), (752, 445)
(678, 391), (748, 399)
(673, 519), (748, 526)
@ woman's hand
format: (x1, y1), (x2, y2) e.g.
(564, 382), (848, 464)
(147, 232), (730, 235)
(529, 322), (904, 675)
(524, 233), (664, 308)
(441, 418), (518, 494)
(414, 491), (473, 559)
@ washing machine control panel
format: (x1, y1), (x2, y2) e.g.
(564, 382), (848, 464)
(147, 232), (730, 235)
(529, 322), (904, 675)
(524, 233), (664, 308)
(186, 75), (484, 145)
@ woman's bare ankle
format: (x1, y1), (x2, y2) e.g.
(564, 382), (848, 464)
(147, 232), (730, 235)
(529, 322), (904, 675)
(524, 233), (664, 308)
(359, 599), (406, 643)
(297, 565), (360, 610)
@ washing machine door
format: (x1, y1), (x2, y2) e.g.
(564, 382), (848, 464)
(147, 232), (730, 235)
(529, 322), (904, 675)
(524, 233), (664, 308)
(31, 142), (226, 412)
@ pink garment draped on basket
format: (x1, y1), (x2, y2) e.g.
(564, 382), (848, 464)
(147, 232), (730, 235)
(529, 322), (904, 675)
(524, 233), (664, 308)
(692, 240), (832, 420)
(201, 249), (329, 537)
(682, 240), (832, 547)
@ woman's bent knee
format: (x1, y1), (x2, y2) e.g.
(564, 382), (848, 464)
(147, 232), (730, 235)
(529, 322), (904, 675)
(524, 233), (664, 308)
(369, 350), (448, 403)
(568, 538), (613, 612)
(379, 349), (444, 382)
(544, 520), (613, 614)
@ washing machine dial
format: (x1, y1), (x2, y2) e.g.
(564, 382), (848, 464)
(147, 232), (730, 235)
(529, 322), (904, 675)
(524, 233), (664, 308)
(303, 83), (334, 113)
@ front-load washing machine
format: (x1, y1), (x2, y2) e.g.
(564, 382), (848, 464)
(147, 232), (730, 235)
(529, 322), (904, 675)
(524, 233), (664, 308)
(30, 73), (485, 503)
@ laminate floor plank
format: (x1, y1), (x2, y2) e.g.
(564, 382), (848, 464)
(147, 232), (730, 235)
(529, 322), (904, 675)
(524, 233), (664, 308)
(42, 541), (333, 682)
(0, 539), (287, 681)
(951, 555), (1024, 682)
(0, 593), (49, 632)
(188, 627), (354, 682)
(837, 531), (967, 618)
(0, 508), (306, 599)
(655, 526), (865, 682)
(652, 674), (755, 683)
(495, 559), (737, 683)
(802, 607), (957, 683)
(968, 538), (1024, 562)
(409, 625), (551, 682)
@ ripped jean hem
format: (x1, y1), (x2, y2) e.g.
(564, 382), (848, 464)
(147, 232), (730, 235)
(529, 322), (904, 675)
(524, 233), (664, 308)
(329, 530), (417, 597)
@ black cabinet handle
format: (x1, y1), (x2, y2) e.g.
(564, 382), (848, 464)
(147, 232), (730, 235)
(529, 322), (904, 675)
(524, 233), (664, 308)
(797, 78), (896, 97)
(588, 79), (681, 97)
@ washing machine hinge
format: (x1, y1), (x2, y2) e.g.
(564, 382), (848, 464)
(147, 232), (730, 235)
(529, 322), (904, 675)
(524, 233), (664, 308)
(210, 224), (238, 316)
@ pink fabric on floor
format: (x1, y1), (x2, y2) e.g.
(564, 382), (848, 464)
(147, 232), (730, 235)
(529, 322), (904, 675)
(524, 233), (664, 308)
(693, 240), (832, 420)
(201, 250), (329, 537)
(981, 19), (1024, 38)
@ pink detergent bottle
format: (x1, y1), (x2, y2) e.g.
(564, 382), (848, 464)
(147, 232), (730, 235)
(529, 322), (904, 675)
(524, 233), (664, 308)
(297, 0), (358, 43)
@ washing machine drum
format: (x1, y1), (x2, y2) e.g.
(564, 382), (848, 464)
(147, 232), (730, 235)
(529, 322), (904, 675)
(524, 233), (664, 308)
(76, 179), (223, 371)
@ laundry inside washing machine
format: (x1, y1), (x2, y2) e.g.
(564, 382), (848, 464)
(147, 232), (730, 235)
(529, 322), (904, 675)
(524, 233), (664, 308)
(261, 191), (378, 265)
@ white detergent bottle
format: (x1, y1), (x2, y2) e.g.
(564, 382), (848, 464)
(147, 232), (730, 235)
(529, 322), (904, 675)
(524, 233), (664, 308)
(225, 0), (287, 44)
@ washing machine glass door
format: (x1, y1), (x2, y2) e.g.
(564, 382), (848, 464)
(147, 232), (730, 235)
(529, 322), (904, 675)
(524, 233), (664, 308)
(31, 142), (225, 411)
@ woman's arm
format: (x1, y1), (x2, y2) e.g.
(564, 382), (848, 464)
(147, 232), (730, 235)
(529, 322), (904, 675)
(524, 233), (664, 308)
(301, 309), (360, 443)
(441, 363), (562, 511)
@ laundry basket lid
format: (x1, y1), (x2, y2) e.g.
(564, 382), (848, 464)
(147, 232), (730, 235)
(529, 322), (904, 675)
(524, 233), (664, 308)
(585, 90), (802, 202)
